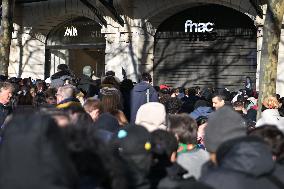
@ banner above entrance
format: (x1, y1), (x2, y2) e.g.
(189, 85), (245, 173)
(46, 17), (105, 48)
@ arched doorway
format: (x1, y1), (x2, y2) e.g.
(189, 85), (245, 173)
(153, 4), (257, 90)
(45, 17), (105, 78)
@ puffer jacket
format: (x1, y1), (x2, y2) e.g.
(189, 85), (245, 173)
(256, 109), (284, 133)
(200, 136), (284, 189)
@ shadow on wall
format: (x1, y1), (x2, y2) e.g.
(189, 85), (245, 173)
(10, 25), (43, 78)
(151, 4), (258, 90)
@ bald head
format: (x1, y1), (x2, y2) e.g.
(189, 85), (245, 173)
(56, 85), (76, 104)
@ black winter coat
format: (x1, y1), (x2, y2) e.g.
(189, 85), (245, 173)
(200, 136), (284, 189)
(157, 163), (213, 189)
(0, 103), (12, 126)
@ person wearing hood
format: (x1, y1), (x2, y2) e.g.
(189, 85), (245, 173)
(77, 66), (99, 98)
(256, 96), (284, 133)
(200, 106), (284, 189)
(50, 64), (74, 89)
(130, 72), (158, 123)
(189, 100), (213, 119)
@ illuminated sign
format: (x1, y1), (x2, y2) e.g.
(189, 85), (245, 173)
(185, 20), (214, 33)
(64, 26), (78, 37)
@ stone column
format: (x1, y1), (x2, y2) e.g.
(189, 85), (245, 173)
(103, 17), (155, 83)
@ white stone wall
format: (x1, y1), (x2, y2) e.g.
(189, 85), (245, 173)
(9, 24), (45, 79)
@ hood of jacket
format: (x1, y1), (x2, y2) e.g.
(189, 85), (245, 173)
(216, 136), (274, 177)
(133, 82), (151, 92)
(190, 107), (213, 119)
(256, 109), (284, 132)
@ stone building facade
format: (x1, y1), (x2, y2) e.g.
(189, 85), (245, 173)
(8, 0), (284, 94)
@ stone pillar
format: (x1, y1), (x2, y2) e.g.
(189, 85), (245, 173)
(103, 17), (155, 83)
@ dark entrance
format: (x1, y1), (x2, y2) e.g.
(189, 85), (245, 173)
(153, 4), (257, 90)
(45, 17), (105, 78)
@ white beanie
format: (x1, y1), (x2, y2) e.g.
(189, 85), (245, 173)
(135, 102), (167, 132)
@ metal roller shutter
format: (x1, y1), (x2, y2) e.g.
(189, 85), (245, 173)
(153, 4), (257, 91)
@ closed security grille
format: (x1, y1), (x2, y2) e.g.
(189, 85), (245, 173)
(153, 4), (257, 91)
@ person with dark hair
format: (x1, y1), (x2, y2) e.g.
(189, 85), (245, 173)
(149, 130), (213, 189)
(165, 97), (182, 114)
(120, 78), (134, 121)
(249, 125), (284, 163)
(63, 115), (129, 189)
(130, 72), (158, 123)
(211, 93), (226, 110)
(0, 82), (14, 126)
(168, 114), (209, 179)
(45, 88), (57, 106)
(179, 87), (201, 113)
(196, 116), (208, 146)
(0, 112), (78, 188)
(244, 76), (253, 97)
(200, 106), (284, 189)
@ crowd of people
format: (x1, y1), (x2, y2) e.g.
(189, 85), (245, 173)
(0, 64), (283, 189)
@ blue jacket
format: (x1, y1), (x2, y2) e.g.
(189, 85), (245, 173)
(189, 107), (213, 120)
(130, 81), (158, 123)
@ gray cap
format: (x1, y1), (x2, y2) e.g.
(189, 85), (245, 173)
(205, 106), (247, 152)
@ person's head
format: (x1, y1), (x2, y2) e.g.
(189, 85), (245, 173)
(205, 106), (246, 163)
(35, 80), (45, 91)
(83, 98), (103, 122)
(0, 82), (14, 105)
(111, 125), (152, 175)
(196, 116), (208, 145)
(140, 72), (152, 83)
(165, 97), (182, 114)
(57, 64), (69, 72)
(105, 70), (115, 77)
(100, 88), (121, 113)
(45, 88), (57, 105)
(249, 125), (284, 162)
(135, 102), (167, 132)
(233, 101), (244, 112)
(101, 76), (120, 89)
(56, 85), (76, 104)
(83, 66), (93, 77)
(262, 96), (279, 110)
(150, 129), (178, 163)
(168, 113), (198, 144)
(212, 93), (226, 110)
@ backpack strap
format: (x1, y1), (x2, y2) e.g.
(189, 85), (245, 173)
(146, 89), (150, 103)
